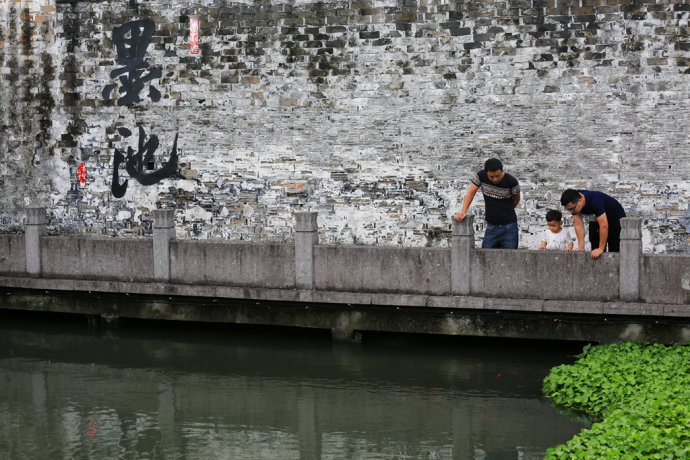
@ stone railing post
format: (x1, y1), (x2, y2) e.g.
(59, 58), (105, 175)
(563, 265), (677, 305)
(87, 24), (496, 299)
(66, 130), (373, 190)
(295, 211), (318, 290)
(25, 207), (47, 276)
(619, 217), (641, 302)
(153, 209), (176, 282)
(451, 215), (474, 295)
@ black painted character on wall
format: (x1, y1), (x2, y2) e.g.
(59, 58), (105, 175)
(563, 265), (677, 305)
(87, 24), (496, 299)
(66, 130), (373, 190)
(102, 19), (161, 106)
(111, 126), (178, 198)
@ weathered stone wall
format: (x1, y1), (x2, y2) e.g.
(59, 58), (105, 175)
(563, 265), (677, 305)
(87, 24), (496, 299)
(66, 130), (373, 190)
(1, 0), (689, 251)
(0, 0), (57, 230)
(170, 240), (296, 287)
(0, 233), (26, 273)
(40, 235), (154, 281)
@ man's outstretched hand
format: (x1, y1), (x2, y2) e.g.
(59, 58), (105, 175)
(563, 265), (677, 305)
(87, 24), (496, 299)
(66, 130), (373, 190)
(590, 247), (604, 259)
(454, 211), (466, 222)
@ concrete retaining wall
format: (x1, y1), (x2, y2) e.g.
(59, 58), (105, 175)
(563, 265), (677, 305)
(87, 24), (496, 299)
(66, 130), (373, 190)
(3, 210), (689, 344)
(471, 250), (619, 302)
(170, 240), (295, 288)
(3, 236), (688, 304)
(640, 254), (690, 305)
(0, 234), (26, 274)
(1, 211), (689, 307)
(314, 246), (450, 295)
(40, 236), (153, 282)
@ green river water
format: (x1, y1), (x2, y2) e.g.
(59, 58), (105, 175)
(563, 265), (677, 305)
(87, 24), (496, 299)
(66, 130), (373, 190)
(0, 309), (588, 459)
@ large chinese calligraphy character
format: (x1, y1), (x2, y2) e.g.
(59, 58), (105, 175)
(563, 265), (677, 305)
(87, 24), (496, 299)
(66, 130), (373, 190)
(102, 20), (162, 106)
(111, 126), (178, 198)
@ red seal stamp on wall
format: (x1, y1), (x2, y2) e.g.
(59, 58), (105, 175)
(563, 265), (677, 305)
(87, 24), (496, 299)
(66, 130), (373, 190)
(77, 163), (87, 185)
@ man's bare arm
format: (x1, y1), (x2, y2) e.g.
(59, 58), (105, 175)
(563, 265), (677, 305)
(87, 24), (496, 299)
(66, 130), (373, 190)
(572, 214), (585, 251)
(454, 183), (479, 222)
(591, 214), (609, 259)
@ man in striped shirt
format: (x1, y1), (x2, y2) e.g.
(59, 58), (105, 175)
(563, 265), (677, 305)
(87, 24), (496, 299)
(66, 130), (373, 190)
(454, 158), (521, 249)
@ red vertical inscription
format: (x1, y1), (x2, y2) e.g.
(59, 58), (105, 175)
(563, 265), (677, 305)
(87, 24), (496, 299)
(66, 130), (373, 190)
(190, 17), (199, 54)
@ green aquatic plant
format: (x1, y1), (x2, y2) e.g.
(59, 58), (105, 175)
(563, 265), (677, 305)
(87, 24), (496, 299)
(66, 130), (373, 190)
(542, 342), (690, 459)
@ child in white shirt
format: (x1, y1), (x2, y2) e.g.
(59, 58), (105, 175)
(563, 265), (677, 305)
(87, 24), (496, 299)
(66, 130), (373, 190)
(538, 210), (575, 251)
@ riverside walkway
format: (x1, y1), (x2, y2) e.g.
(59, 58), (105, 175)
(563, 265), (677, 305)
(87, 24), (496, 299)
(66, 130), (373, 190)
(1, 208), (688, 343)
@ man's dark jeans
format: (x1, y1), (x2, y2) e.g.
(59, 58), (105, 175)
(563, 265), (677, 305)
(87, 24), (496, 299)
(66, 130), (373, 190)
(482, 222), (519, 249)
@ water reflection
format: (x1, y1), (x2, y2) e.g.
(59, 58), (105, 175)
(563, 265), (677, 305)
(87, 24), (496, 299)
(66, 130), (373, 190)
(0, 311), (588, 459)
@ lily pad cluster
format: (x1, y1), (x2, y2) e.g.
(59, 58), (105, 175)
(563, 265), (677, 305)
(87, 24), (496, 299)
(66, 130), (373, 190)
(542, 341), (690, 459)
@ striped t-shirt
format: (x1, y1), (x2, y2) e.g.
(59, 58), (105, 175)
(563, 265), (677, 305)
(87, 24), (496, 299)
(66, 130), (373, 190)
(471, 170), (520, 225)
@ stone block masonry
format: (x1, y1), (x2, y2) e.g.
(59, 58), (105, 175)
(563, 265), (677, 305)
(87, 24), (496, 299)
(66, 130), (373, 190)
(1, 0), (689, 252)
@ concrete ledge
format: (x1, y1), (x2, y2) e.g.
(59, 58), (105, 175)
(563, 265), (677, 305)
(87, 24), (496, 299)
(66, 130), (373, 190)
(663, 304), (690, 317)
(2, 275), (689, 344)
(0, 275), (687, 319)
(543, 300), (604, 315)
(427, 296), (485, 310)
(603, 302), (666, 316)
(485, 297), (544, 312)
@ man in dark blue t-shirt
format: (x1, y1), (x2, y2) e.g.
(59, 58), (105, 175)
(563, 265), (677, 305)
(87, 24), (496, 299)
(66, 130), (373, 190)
(560, 189), (626, 259)
(454, 158), (521, 249)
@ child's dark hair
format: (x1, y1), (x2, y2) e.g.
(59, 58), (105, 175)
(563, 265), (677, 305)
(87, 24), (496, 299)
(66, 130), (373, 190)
(546, 209), (562, 222)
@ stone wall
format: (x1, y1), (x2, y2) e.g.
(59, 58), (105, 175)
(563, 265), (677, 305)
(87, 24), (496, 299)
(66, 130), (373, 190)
(40, 235), (154, 281)
(3, 213), (689, 304)
(1, 0), (689, 251)
(170, 240), (296, 287)
(0, 233), (26, 273)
